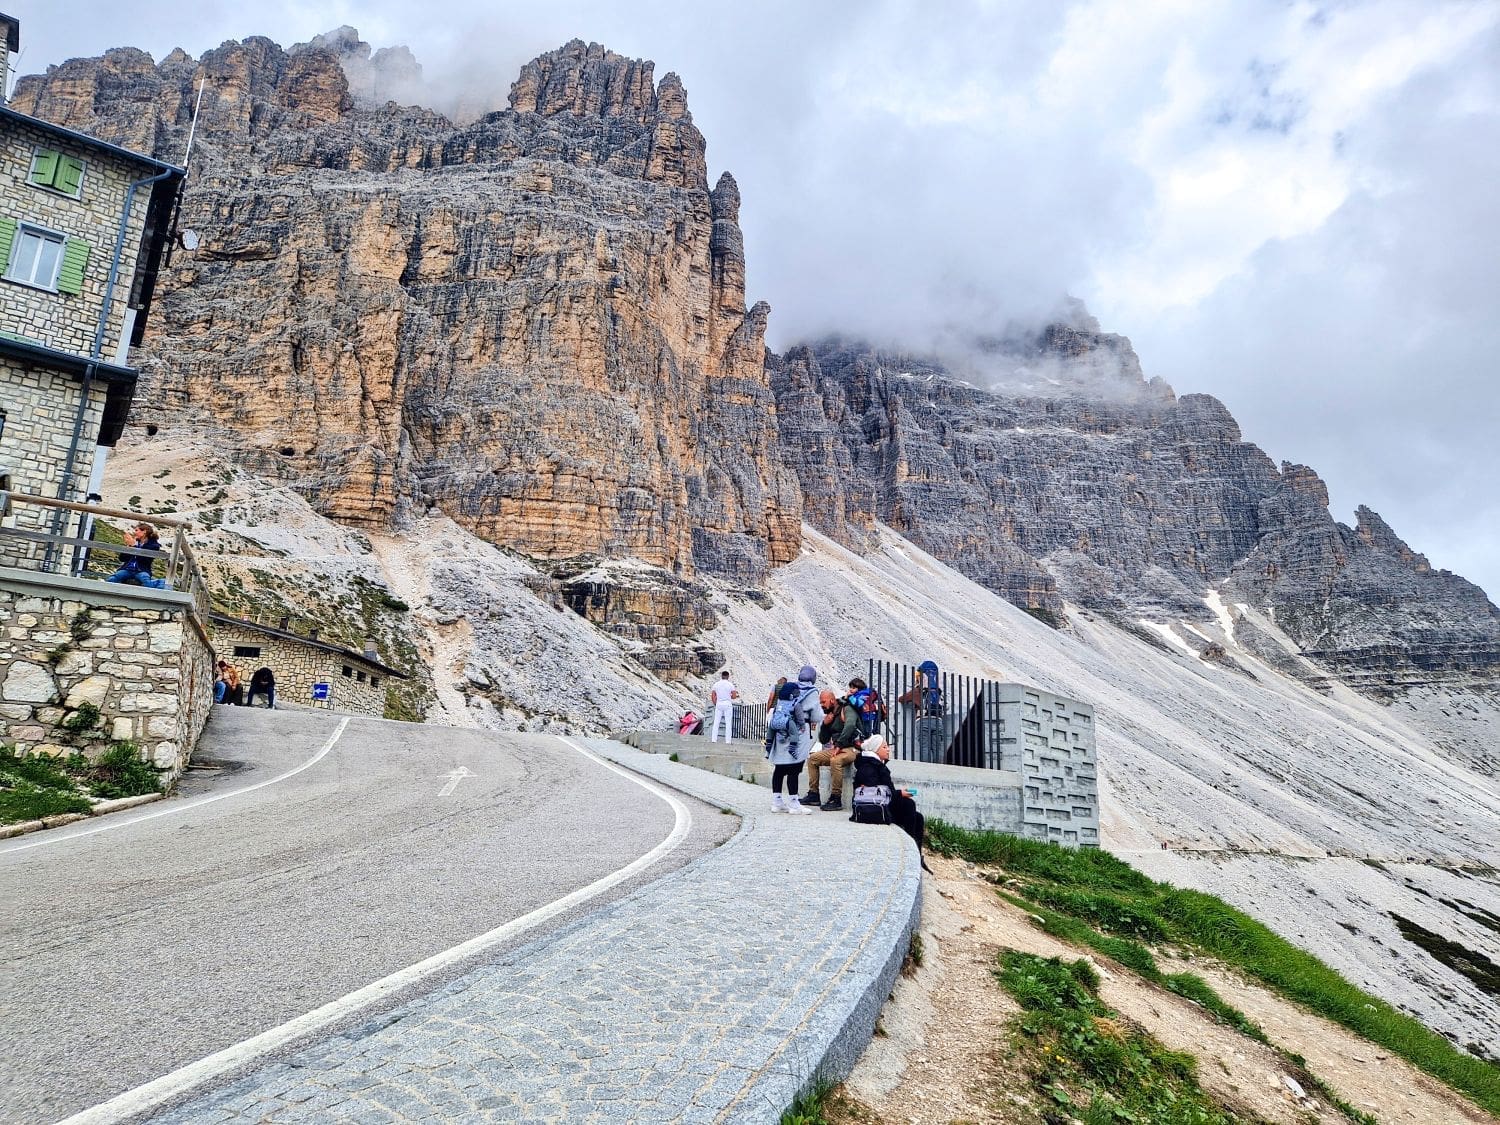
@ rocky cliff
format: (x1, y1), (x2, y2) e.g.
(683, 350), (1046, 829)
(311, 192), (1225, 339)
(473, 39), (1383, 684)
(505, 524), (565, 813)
(14, 35), (800, 676)
(772, 327), (1500, 690)
(15, 33), (1498, 697)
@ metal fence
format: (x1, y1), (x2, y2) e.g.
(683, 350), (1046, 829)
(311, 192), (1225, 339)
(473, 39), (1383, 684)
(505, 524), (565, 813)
(865, 659), (1009, 768)
(718, 664), (1012, 771)
(731, 702), (767, 744)
(0, 491), (212, 630)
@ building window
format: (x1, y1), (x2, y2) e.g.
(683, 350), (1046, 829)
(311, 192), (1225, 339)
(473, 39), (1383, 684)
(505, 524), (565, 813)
(5, 224), (66, 290)
(355, 671), (367, 683)
(232, 645), (261, 658)
(0, 219), (90, 295)
(370, 677), (381, 689)
(342, 665), (353, 677)
(29, 149), (85, 197)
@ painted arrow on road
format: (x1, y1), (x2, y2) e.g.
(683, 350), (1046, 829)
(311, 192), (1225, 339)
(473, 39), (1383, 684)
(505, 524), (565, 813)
(437, 766), (475, 797)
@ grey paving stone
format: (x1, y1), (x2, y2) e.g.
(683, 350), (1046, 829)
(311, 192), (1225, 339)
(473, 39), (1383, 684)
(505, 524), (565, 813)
(161, 739), (921, 1124)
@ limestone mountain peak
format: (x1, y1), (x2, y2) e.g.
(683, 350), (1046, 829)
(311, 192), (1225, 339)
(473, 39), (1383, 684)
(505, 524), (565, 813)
(510, 39), (668, 124)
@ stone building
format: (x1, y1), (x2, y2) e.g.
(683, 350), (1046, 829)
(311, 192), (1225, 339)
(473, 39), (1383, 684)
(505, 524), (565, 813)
(0, 17), (206, 789)
(209, 615), (404, 718)
(0, 92), (183, 506)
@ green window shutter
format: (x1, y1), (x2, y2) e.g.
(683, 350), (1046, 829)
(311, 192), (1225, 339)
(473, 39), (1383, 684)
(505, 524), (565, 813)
(56, 237), (90, 295)
(29, 149), (59, 187)
(0, 217), (15, 271)
(56, 156), (84, 196)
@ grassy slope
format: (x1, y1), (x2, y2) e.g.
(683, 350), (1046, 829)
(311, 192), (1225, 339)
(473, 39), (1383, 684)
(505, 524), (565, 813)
(928, 821), (1500, 1118)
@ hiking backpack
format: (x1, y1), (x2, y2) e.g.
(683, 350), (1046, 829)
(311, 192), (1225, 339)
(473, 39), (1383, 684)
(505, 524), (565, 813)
(916, 660), (943, 717)
(767, 684), (812, 736)
(850, 687), (884, 731)
(851, 784), (892, 824)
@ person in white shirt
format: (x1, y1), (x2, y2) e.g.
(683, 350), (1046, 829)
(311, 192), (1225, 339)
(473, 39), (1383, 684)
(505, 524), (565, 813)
(709, 670), (739, 742)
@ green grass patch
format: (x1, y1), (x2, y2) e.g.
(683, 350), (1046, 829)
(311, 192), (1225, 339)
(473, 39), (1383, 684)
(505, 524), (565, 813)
(997, 951), (1236, 1124)
(0, 743), (163, 824)
(1163, 972), (1269, 1044)
(780, 1080), (833, 1125)
(931, 820), (1500, 1116)
(85, 742), (164, 800)
(0, 781), (92, 822)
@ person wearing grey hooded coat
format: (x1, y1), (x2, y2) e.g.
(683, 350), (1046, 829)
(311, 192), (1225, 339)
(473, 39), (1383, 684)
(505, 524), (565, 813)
(766, 666), (824, 814)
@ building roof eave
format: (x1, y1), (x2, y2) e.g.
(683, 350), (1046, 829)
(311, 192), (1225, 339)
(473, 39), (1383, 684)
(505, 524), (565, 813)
(0, 105), (185, 177)
(0, 335), (137, 383)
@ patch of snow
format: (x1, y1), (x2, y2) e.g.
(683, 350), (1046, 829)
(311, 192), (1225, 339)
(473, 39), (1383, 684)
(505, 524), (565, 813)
(1205, 589), (1238, 643)
(1138, 619), (1197, 656)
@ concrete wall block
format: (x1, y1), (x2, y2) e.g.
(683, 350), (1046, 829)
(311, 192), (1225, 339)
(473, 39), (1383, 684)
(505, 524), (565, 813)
(146, 714), (178, 739)
(121, 693), (174, 714)
(147, 622), (183, 652)
(55, 650), (93, 676)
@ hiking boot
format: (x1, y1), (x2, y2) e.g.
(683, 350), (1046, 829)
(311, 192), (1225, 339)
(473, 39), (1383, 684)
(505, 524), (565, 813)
(798, 791), (821, 807)
(821, 796), (843, 811)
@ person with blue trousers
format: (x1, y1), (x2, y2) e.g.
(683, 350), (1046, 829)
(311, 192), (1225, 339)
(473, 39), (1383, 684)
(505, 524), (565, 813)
(104, 522), (166, 587)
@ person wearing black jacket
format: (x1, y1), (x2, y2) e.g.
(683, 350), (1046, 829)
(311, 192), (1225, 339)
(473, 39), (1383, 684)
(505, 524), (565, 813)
(801, 690), (863, 811)
(850, 734), (928, 861)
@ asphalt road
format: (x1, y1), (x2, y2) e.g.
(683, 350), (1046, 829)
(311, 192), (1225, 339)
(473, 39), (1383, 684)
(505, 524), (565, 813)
(0, 708), (732, 1124)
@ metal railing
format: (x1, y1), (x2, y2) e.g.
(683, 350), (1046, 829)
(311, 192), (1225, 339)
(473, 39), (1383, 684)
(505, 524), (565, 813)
(0, 491), (211, 627)
(731, 702), (768, 744)
(866, 659), (1007, 768)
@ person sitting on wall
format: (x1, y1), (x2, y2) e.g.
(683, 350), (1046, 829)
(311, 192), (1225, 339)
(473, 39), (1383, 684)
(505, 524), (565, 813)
(222, 663), (243, 706)
(800, 689), (862, 811)
(246, 667), (276, 709)
(850, 734), (931, 869)
(213, 660), (230, 704)
(105, 522), (164, 587)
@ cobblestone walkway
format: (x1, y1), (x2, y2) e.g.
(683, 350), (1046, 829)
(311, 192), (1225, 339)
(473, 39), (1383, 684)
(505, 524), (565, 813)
(158, 738), (922, 1123)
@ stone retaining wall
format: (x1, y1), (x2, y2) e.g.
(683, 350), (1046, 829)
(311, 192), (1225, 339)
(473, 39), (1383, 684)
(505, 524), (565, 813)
(0, 573), (213, 784)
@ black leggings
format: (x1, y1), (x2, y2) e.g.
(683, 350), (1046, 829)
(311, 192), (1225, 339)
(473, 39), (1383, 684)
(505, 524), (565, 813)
(772, 763), (804, 795)
(891, 794), (926, 852)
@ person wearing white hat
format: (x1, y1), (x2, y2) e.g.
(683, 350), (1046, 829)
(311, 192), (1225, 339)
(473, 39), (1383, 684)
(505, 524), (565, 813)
(851, 734), (929, 865)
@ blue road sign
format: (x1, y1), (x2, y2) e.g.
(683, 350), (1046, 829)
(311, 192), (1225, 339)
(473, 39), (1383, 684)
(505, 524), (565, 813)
(311, 682), (331, 702)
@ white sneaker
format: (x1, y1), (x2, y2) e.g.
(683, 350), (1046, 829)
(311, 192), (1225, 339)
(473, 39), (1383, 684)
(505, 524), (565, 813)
(786, 794), (813, 815)
(770, 794), (787, 813)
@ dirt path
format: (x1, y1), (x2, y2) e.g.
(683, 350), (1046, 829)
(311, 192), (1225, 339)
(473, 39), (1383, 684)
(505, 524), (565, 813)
(832, 854), (1497, 1124)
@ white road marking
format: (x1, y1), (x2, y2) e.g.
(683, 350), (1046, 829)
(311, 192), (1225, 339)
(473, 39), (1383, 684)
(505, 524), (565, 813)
(55, 735), (693, 1125)
(437, 765), (475, 796)
(1, 718), (351, 857)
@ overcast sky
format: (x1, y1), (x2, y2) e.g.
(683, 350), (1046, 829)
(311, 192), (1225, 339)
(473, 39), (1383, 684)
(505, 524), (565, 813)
(14, 1), (1499, 599)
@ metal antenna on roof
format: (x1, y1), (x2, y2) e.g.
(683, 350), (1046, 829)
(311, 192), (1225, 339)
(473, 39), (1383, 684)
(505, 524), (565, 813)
(181, 75), (206, 170)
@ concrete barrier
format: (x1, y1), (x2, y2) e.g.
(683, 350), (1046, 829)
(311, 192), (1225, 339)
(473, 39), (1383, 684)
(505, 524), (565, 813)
(621, 730), (1029, 834)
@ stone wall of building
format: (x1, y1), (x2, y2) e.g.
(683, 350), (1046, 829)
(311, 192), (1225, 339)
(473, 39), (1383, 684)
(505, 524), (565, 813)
(0, 118), (149, 358)
(212, 622), (388, 717)
(0, 356), (105, 500)
(992, 684), (1100, 847)
(0, 580), (213, 785)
